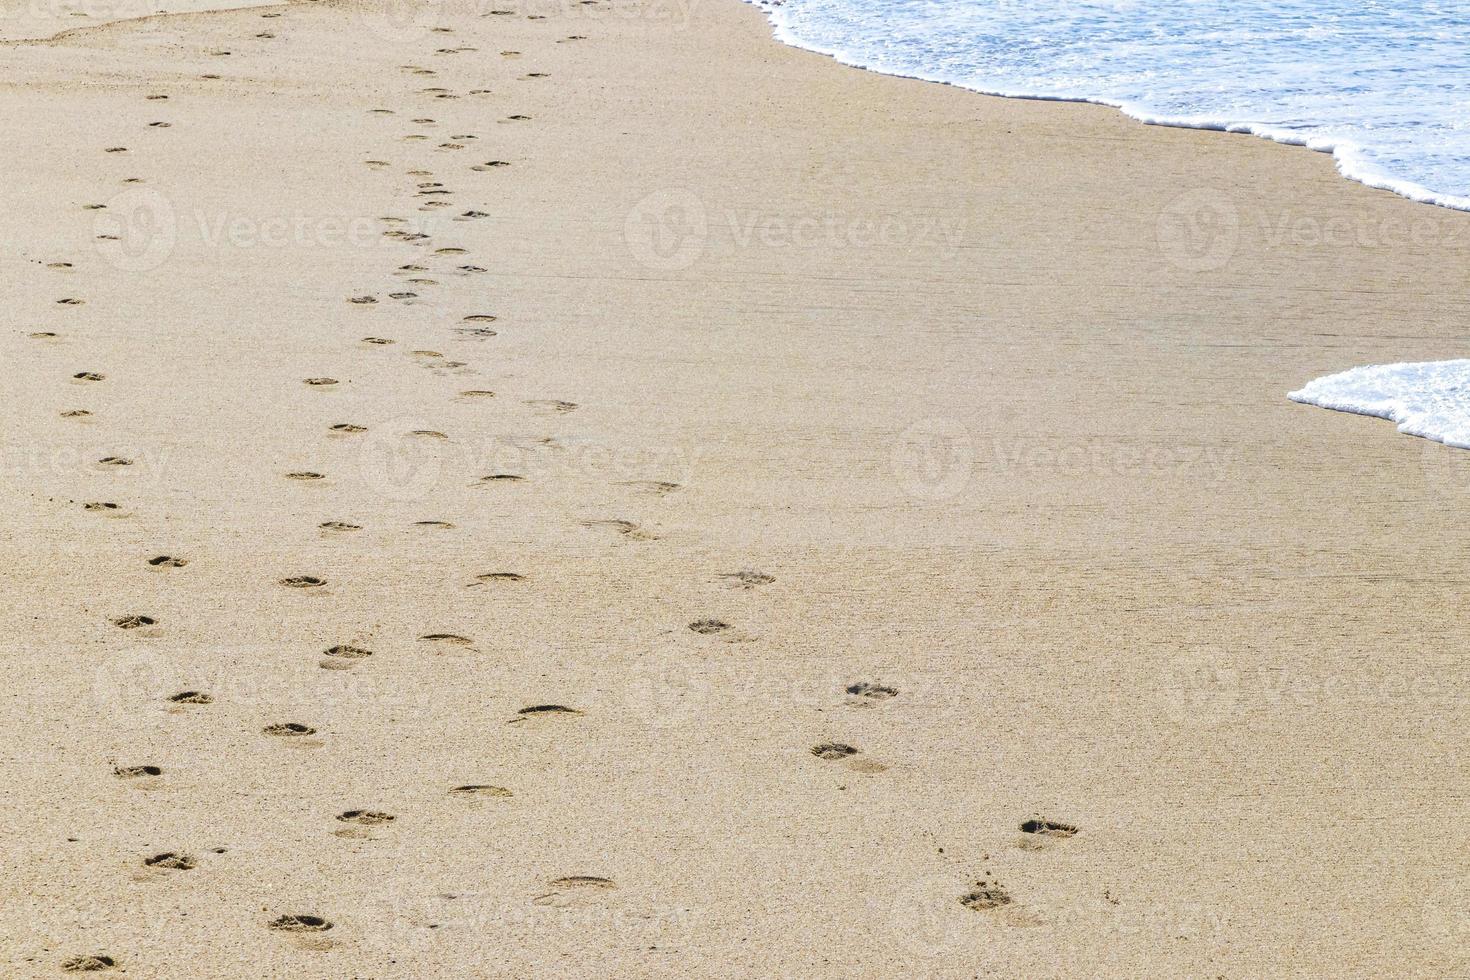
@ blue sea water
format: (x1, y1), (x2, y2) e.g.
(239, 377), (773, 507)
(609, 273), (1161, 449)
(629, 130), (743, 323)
(749, 0), (1470, 211)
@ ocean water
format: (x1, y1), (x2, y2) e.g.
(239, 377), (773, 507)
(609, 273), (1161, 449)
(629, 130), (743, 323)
(749, 0), (1470, 211)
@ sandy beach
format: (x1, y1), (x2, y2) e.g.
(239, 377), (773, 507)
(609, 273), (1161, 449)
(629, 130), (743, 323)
(2, 0), (1469, 975)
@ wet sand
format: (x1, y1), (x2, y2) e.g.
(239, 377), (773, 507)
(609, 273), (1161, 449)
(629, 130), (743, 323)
(2, 0), (1469, 975)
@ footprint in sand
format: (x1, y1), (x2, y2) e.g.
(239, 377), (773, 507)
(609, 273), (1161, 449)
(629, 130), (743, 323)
(548, 875), (613, 889)
(286, 471), (325, 482)
(362, 336), (395, 346)
(321, 644), (372, 670)
(263, 722), (316, 737)
(147, 555), (187, 567)
(114, 764), (162, 779)
(304, 377), (338, 387)
(420, 633), (473, 647)
(527, 399), (577, 414)
(320, 521), (362, 532)
(533, 876), (616, 907)
(268, 914), (332, 933)
(580, 518), (652, 540)
(846, 681), (898, 702)
(111, 614), (155, 630)
(61, 955), (119, 972)
(688, 619), (729, 635)
(1018, 818), (1079, 850)
(330, 423), (367, 434)
(449, 784), (512, 799)
(618, 480), (680, 496)
(720, 570), (775, 589)
(336, 809), (395, 825)
(810, 742), (859, 761)
(84, 502), (123, 514)
(959, 876), (1014, 911)
(72, 372), (104, 382)
(167, 691), (213, 705)
(508, 705), (583, 725)
(280, 575), (327, 589)
(470, 572), (525, 585)
(143, 852), (196, 870)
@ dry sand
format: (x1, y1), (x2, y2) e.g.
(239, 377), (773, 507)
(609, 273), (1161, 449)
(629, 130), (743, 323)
(2, 0), (1469, 975)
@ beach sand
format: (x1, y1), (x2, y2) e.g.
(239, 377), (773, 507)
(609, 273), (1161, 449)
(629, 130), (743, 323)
(2, 0), (1469, 975)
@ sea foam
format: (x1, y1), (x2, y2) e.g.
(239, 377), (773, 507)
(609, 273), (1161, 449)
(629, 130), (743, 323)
(1289, 361), (1470, 449)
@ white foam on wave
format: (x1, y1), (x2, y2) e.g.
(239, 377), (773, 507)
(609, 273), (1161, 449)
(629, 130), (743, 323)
(746, 0), (1470, 213)
(1289, 361), (1470, 450)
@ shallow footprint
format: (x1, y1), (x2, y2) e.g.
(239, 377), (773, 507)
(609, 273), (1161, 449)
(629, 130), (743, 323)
(450, 784), (512, 800)
(688, 619), (728, 635)
(959, 876), (1013, 911)
(62, 955), (118, 972)
(618, 480), (680, 496)
(580, 519), (652, 540)
(512, 704), (582, 720)
(420, 633), (472, 647)
(846, 681), (898, 702)
(720, 570), (775, 589)
(527, 398), (577, 414)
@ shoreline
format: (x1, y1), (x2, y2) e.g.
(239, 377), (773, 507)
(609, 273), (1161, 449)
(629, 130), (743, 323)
(2, 0), (1469, 975)
(744, 0), (1470, 214)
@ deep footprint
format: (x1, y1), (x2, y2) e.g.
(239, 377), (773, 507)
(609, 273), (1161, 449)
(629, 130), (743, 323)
(268, 915), (332, 933)
(263, 722), (316, 736)
(810, 742), (859, 760)
(143, 852), (196, 870)
(1020, 818), (1078, 837)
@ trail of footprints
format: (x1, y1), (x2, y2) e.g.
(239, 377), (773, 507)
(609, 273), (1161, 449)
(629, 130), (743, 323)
(38, 0), (1066, 970)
